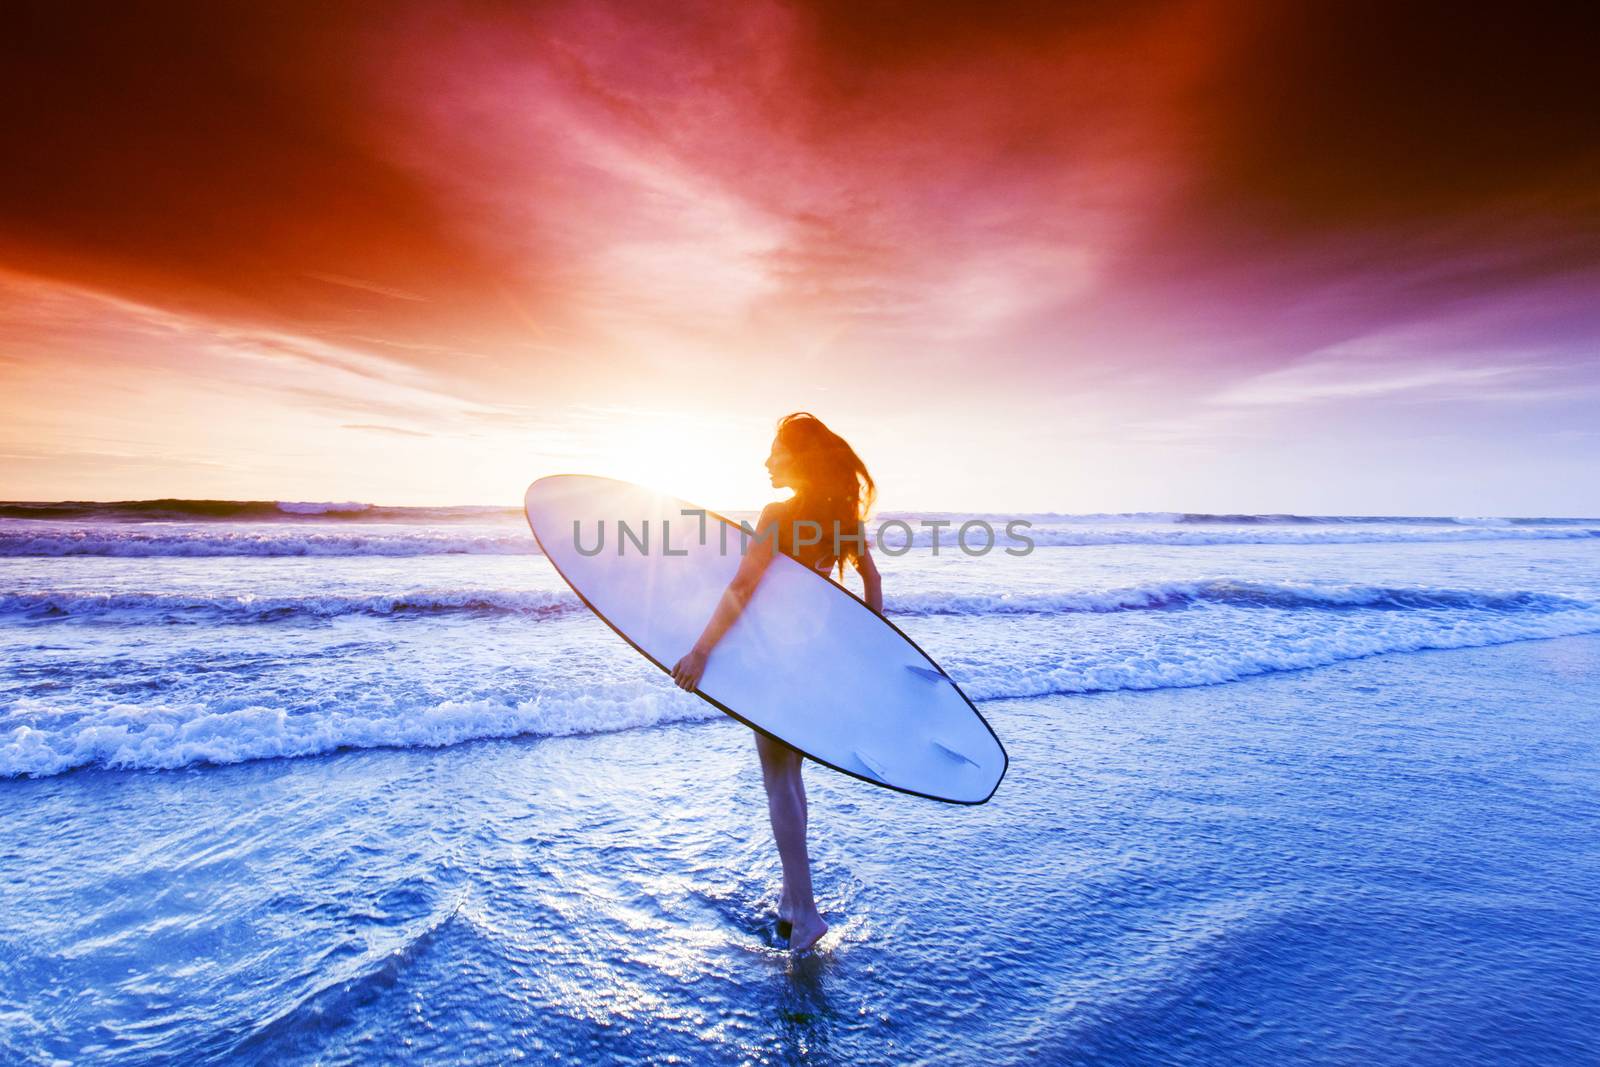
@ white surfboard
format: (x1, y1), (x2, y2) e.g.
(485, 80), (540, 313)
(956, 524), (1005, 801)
(524, 475), (1007, 804)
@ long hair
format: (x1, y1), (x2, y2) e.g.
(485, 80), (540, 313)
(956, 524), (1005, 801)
(775, 412), (876, 575)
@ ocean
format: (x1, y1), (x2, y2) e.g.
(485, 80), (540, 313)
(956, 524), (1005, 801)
(3, 502), (1599, 1063)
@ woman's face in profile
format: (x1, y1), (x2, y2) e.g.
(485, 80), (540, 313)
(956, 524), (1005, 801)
(766, 437), (798, 489)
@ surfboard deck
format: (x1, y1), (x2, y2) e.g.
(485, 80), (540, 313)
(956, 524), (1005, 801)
(524, 475), (1007, 804)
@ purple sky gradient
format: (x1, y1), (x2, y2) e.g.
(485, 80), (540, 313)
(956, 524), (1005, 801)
(2, 1), (1596, 512)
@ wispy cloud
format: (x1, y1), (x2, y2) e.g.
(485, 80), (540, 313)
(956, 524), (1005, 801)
(303, 272), (429, 303)
(0, 270), (527, 424)
(340, 423), (434, 437)
(1212, 359), (1525, 407)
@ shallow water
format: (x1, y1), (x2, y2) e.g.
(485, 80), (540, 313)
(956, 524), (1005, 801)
(3, 637), (1598, 1064)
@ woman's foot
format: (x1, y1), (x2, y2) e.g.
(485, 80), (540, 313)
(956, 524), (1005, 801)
(787, 912), (828, 954)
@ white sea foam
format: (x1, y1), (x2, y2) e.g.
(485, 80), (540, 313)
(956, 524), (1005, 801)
(879, 525), (1600, 551)
(6, 588), (1600, 777)
(0, 526), (538, 557)
(0, 588), (581, 622)
(3, 522), (1597, 557)
(275, 501), (372, 515)
(3, 580), (1584, 624)
(886, 581), (1591, 616)
(5, 501), (1599, 780)
(954, 606), (1600, 701)
(0, 682), (721, 778)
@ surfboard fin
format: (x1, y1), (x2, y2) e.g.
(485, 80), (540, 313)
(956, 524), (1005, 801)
(931, 738), (980, 767)
(905, 664), (946, 683)
(852, 750), (888, 782)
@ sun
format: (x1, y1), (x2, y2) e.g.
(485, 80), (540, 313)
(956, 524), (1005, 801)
(585, 411), (775, 511)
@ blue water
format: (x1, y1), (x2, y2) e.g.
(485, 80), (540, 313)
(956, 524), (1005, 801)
(3, 505), (1599, 1063)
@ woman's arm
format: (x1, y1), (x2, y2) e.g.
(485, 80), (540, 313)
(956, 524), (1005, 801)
(670, 503), (781, 691)
(855, 540), (883, 614)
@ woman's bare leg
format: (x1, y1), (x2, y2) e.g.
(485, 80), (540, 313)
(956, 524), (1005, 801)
(777, 761), (810, 925)
(756, 732), (828, 951)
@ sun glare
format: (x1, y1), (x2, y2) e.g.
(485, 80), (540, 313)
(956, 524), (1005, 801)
(584, 413), (775, 511)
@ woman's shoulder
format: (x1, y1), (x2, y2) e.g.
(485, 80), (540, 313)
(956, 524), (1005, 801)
(756, 498), (793, 527)
(756, 499), (802, 554)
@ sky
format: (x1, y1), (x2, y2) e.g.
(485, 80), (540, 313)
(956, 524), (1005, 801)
(2, 0), (1597, 514)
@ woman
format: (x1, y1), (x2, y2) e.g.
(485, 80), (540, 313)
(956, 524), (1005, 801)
(670, 412), (882, 954)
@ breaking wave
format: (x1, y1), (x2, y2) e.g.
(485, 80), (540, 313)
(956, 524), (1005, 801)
(0, 682), (721, 779)
(0, 500), (520, 522)
(886, 581), (1593, 616)
(5, 523), (1599, 557)
(0, 527), (538, 557)
(0, 589), (582, 623)
(4, 580), (1589, 624)
(6, 573), (1600, 777)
